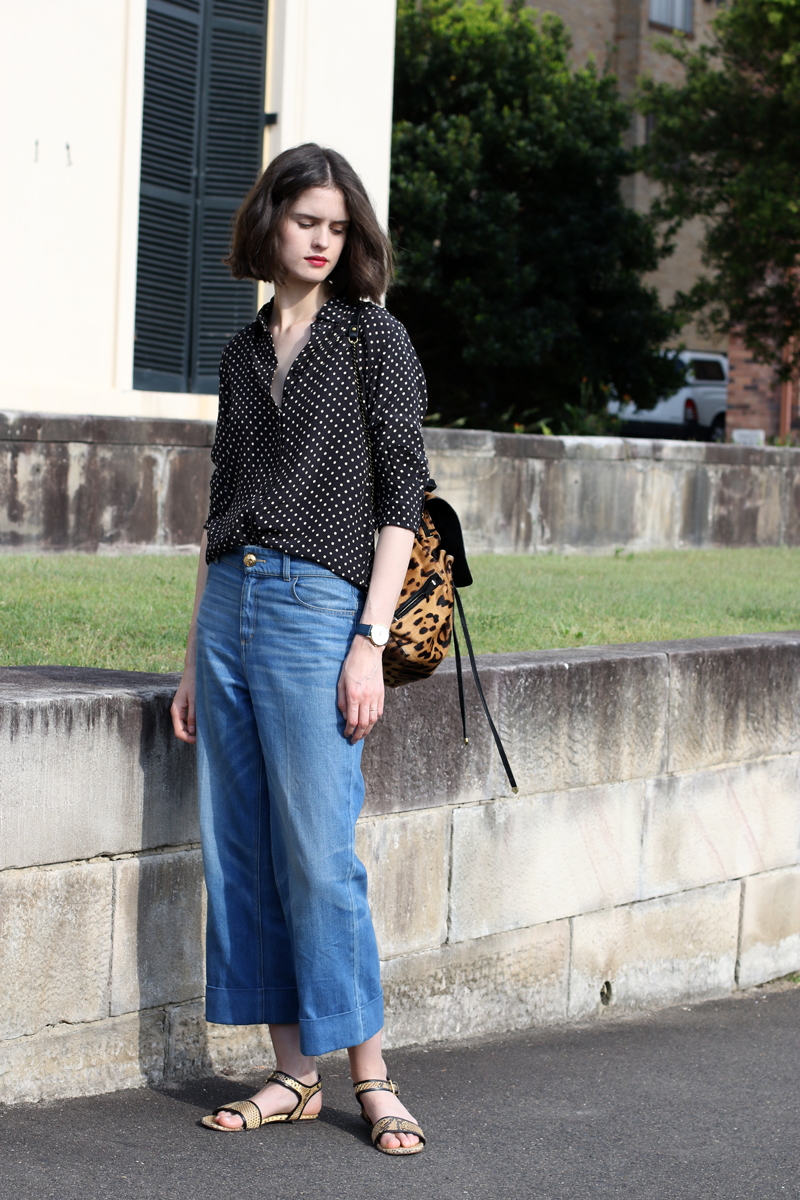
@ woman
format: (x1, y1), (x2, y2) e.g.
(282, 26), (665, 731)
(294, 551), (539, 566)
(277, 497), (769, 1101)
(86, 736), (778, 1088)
(170, 143), (427, 1155)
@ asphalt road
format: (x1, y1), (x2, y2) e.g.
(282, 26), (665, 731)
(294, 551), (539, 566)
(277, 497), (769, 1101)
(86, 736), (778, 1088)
(1, 984), (798, 1200)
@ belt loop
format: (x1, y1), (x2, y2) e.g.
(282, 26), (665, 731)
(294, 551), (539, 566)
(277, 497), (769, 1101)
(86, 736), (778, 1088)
(282, 553), (291, 581)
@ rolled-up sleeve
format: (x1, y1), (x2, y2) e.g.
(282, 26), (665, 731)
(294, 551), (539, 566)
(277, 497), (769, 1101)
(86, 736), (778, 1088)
(363, 310), (429, 532)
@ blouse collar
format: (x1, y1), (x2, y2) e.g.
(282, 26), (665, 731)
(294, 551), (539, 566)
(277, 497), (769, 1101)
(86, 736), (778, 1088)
(255, 293), (355, 335)
(250, 294), (357, 393)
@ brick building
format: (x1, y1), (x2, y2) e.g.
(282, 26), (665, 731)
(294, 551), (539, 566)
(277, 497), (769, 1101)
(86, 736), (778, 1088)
(531, 0), (784, 438)
(532, 0), (720, 350)
(725, 341), (795, 440)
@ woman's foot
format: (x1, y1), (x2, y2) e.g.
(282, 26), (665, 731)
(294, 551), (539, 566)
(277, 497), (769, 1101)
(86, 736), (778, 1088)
(211, 1069), (321, 1130)
(356, 1083), (421, 1151)
(348, 1032), (422, 1152)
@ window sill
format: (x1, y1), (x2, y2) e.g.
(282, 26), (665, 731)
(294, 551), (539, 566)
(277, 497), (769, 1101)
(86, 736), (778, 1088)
(648, 20), (694, 36)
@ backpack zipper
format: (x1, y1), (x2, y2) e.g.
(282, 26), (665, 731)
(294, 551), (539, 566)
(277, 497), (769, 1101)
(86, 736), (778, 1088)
(393, 573), (442, 620)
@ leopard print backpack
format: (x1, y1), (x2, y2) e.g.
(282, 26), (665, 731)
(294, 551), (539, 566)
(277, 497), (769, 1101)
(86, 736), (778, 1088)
(348, 309), (518, 792)
(382, 487), (456, 688)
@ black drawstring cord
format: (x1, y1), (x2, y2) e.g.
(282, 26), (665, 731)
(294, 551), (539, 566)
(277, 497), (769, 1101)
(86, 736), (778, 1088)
(453, 587), (519, 794)
(452, 622), (468, 744)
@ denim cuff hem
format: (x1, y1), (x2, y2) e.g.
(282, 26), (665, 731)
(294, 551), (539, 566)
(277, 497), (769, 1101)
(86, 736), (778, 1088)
(205, 984), (299, 1026)
(299, 990), (384, 1057)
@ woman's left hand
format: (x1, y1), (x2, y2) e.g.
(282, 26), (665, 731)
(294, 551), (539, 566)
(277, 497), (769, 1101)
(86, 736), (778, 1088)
(338, 637), (385, 743)
(338, 524), (413, 743)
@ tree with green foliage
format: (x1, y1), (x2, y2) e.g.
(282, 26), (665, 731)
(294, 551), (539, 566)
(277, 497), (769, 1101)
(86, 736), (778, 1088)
(387, 0), (683, 432)
(638, 0), (800, 378)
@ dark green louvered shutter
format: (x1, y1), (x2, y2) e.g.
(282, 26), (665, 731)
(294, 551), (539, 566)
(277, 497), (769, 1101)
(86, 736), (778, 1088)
(191, 1), (268, 392)
(134, 0), (201, 391)
(133, 0), (268, 394)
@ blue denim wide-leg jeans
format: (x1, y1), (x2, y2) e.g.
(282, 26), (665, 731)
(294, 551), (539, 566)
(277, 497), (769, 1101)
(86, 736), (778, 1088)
(195, 546), (383, 1057)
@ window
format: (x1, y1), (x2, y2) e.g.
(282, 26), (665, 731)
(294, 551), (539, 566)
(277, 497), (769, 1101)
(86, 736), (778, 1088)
(690, 358), (726, 382)
(649, 0), (694, 34)
(133, 0), (268, 394)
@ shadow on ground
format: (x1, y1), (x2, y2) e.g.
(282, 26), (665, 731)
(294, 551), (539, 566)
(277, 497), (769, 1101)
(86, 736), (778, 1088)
(1, 984), (799, 1200)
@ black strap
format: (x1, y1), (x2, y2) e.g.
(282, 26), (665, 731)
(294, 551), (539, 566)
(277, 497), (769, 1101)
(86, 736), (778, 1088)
(348, 307), (376, 513)
(454, 587), (518, 793)
(452, 622), (468, 745)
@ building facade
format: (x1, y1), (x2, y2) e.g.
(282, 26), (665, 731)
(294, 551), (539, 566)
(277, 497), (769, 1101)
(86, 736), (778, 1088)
(533, 0), (725, 357)
(4, 0), (772, 433)
(0, 0), (397, 420)
(535, 0), (787, 437)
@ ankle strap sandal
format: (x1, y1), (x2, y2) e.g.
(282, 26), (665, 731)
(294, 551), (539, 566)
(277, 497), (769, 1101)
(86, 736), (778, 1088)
(352, 1077), (426, 1156)
(201, 1069), (322, 1132)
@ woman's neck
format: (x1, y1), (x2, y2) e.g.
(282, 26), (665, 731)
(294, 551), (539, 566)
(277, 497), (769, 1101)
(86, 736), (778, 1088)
(271, 280), (331, 333)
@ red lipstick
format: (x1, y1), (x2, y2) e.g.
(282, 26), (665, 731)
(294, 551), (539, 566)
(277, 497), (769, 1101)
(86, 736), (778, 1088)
(305, 256), (328, 267)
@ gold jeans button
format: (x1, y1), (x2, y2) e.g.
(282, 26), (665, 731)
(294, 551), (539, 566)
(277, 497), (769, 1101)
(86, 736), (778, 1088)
(243, 553), (257, 567)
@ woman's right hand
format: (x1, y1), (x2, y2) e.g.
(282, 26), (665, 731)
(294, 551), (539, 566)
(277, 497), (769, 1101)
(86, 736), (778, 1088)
(172, 534), (208, 745)
(171, 669), (197, 744)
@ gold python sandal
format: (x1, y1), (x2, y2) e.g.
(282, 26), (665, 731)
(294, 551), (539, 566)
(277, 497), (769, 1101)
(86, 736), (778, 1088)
(353, 1077), (426, 1156)
(201, 1069), (322, 1132)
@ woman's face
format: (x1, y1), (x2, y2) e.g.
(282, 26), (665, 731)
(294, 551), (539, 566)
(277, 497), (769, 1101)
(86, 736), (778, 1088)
(278, 187), (349, 287)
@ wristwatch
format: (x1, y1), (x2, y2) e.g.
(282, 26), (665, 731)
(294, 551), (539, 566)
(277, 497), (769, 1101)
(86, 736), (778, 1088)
(355, 622), (390, 648)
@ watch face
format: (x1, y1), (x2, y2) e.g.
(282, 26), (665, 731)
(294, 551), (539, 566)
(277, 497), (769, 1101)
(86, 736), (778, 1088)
(371, 624), (390, 646)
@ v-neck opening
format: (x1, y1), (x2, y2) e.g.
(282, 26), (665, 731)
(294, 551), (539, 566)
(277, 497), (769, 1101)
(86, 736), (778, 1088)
(270, 324), (312, 410)
(259, 297), (339, 410)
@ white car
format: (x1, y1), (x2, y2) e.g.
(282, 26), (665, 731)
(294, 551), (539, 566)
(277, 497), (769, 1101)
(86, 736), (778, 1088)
(610, 351), (728, 442)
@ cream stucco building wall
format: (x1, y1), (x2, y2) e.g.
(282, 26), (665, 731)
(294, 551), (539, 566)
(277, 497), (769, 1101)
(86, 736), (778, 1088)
(0, 0), (398, 420)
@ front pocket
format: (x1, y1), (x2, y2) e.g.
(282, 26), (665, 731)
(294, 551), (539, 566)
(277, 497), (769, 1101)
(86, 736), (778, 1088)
(291, 575), (359, 615)
(393, 573), (442, 620)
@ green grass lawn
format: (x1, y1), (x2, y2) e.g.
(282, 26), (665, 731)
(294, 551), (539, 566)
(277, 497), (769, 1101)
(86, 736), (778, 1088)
(2, 547), (800, 673)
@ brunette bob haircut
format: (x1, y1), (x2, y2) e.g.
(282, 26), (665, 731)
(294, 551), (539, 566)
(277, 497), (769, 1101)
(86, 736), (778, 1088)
(225, 143), (393, 303)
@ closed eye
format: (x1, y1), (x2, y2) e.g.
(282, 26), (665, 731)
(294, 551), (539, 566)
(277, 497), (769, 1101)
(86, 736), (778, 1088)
(293, 212), (350, 234)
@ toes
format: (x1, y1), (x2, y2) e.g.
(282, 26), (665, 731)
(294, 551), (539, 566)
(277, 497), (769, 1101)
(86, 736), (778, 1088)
(379, 1131), (419, 1149)
(215, 1113), (244, 1130)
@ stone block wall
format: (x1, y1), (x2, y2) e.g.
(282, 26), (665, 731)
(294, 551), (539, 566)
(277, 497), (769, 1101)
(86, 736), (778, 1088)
(2, 637), (800, 1104)
(0, 412), (214, 552)
(7, 411), (800, 556)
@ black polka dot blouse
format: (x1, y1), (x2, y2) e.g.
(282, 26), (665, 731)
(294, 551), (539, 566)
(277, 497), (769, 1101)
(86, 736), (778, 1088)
(204, 295), (429, 590)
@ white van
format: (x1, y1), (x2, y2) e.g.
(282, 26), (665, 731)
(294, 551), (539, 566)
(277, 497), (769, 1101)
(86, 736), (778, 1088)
(610, 351), (728, 442)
